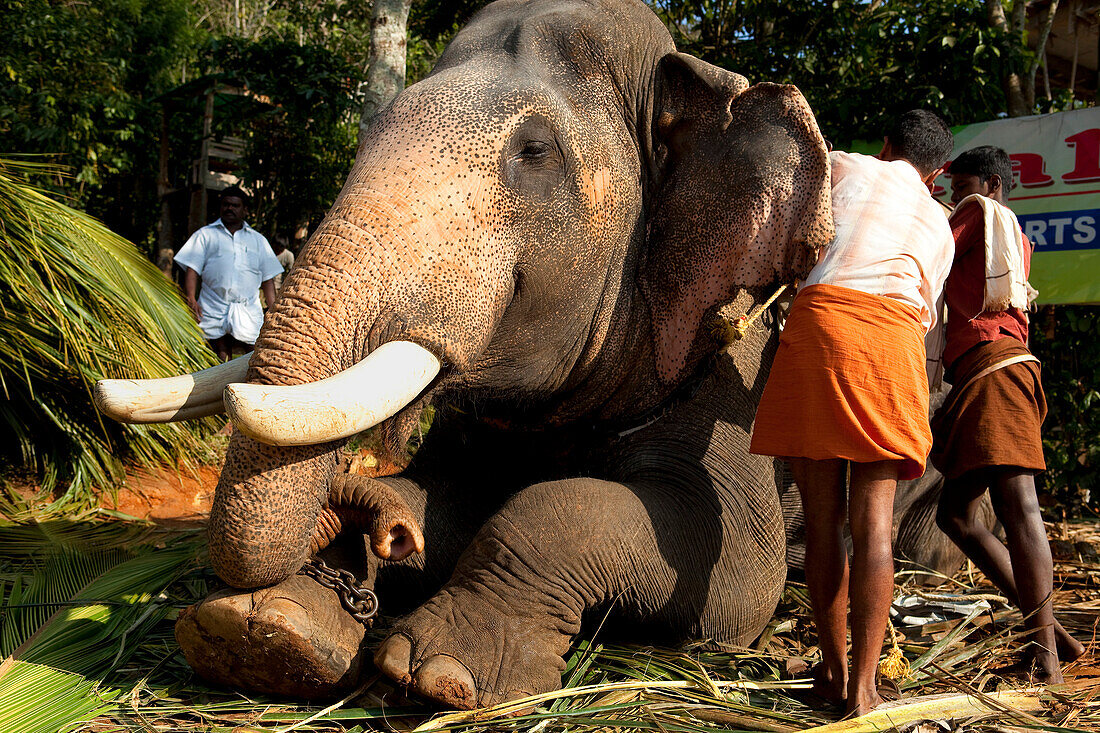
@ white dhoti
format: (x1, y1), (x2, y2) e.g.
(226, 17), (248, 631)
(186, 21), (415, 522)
(196, 289), (265, 344)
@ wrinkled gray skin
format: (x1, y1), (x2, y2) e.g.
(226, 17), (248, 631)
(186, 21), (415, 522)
(174, 0), (959, 708)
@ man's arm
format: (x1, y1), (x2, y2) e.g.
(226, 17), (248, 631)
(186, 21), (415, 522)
(261, 279), (276, 310)
(184, 268), (202, 322)
(175, 228), (207, 323)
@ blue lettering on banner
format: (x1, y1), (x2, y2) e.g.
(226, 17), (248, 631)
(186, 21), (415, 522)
(1016, 210), (1100, 252)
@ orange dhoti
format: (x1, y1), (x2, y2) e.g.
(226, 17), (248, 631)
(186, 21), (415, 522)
(749, 283), (931, 481)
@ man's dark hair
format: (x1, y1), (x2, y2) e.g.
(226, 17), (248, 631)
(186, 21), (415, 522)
(948, 145), (1014, 194)
(886, 110), (954, 177)
(220, 185), (250, 205)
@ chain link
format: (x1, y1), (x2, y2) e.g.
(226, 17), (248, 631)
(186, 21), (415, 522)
(298, 557), (379, 624)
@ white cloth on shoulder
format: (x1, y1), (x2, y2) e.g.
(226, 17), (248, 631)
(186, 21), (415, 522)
(950, 194), (1038, 312)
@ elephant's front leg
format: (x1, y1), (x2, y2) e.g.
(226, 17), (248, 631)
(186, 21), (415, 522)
(374, 475), (785, 709)
(175, 474), (433, 699)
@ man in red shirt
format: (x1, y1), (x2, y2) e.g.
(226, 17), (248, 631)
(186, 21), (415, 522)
(933, 146), (1085, 682)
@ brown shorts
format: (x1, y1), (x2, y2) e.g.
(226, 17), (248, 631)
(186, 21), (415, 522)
(930, 338), (1047, 480)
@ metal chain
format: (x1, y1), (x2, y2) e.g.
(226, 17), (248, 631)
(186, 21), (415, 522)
(298, 557), (379, 624)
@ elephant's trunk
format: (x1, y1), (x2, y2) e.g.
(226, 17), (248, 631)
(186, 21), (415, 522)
(209, 433), (338, 588)
(310, 474), (425, 561)
(206, 219), (442, 588)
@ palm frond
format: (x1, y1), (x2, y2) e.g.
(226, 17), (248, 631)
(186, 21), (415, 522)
(0, 521), (199, 672)
(14, 547), (193, 676)
(0, 158), (221, 511)
(0, 661), (119, 733)
(0, 520), (204, 733)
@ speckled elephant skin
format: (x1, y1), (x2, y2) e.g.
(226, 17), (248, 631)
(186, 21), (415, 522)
(175, 0), (838, 707)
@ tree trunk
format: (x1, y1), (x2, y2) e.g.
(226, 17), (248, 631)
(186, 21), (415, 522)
(1068, 11), (1079, 103)
(1029, 1), (1061, 106)
(986, 0), (1031, 117)
(157, 107), (175, 279)
(358, 0), (414, 145)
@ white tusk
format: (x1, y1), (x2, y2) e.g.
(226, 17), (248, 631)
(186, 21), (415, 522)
(94, 353), (252, 423)
(223, 341), (441, 446)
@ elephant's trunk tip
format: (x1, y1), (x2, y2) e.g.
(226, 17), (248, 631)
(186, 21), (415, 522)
(372, 518), (426, 562)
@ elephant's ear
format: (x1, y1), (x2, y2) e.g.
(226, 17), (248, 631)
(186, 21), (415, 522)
(641, 52), (834, 383)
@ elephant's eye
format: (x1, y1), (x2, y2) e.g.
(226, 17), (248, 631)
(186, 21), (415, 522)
(504, 115), (564, 198)
(518, 140), (553, 159)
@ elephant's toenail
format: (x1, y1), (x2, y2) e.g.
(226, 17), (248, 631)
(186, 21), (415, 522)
(374, 634), (414, 686)
(414, 654), (476, 709)
(255, 598), (313, 638)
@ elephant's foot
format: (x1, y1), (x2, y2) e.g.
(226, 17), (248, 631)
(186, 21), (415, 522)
(175, 574), (367, 699)
(373, 585), (574, 709)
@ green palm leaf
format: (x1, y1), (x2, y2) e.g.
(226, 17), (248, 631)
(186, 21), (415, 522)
(0, 520), (203, 733)
(0, 661), (119, 733)
(0, 158), (220, 511)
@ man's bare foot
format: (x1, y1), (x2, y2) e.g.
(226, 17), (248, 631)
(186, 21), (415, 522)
(811, 663), (847, 707)
(1028, 652), (1065, 685)
(845, 688), (883, 718)
(1057, 630), (1086, 663)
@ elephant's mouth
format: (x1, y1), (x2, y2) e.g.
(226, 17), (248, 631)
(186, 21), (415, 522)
(94, 339), (443, 447)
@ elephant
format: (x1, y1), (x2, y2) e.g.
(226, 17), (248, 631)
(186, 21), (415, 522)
(94, 0), (967, 709)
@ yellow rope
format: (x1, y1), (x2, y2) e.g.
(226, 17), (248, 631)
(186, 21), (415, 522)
(878, 619), (911, 681)
(712, 284), (791, 347)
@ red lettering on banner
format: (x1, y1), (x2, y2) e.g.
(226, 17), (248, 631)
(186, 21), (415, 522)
(1010, 153), (1053, 187)
(1063, 129), (1100, 183)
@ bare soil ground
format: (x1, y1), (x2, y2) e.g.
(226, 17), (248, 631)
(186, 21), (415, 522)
(101, 446), (403, 521)
(103, 464), (219, 521)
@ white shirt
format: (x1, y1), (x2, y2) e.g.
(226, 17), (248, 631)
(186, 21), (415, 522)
(175, 219), (284, 343)
(802, 151), (954, 332)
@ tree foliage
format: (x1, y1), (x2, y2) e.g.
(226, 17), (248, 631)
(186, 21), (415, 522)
(0, 0), (375, 247)
(0, 0), (199, 243)
(651, 0), (1060, 145)
(193, 0), (375, 70)
(1032, 306), (1100, 516)
(0, 0), (197, 186)
(207, 37), (363, 238)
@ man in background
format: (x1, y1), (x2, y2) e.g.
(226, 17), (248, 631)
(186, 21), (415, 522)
(175, 186), (284, 362)
(270, 235), (295, 293)
(260, 234), (296, 307)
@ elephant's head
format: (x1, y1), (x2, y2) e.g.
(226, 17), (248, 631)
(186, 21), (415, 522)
(96, 0), (832, 589)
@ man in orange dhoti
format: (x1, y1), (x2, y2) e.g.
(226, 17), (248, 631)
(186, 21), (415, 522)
(750, 110), (955, 716)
